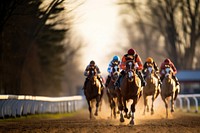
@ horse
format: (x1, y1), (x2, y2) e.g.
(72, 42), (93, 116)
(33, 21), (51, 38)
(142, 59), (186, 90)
(84, 66), (104, 119)
(117, 60), (142, 125)
(143, 64), (160, 115)
(106, 63), (120, 119)
(161, 65), (180, 118)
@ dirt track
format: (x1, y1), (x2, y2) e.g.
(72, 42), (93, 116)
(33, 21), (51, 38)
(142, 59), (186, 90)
(0, 98), (200, 133)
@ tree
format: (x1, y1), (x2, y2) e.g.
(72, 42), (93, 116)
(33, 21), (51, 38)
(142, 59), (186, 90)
(117, 0), (200, 69)
(0, 0), (84, 96)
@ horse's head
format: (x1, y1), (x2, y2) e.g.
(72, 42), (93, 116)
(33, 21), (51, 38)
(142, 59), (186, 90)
(146, 64), (155, 77)
(125, 60), (136, 82)
(88, 67), (98, 83)
(111, 63), (120, 82)
(164, 65), (173, 79)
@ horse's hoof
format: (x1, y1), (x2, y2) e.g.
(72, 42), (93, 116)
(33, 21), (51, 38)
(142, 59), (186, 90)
(151, 109), (154, 115)
(120, 117), (125, 123)
(94, 112), (98, 116)
(129, 120), (134, 125)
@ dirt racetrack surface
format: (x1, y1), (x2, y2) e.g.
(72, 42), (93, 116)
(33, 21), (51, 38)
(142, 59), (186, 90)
(0, 98), (200, 133)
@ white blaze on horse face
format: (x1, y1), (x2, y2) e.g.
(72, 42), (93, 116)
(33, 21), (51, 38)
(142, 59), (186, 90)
(165, 68), (170, 77)
(128, 71), (133, 78)
(128, 62), (132, 69)
(147, 67), (153, 73)
(114, 66), (118, 72)
(91, 70), (94, 75)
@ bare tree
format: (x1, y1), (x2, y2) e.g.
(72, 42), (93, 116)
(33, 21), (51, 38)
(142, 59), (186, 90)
(117, 0), (200, 69)
(147, 0), (200, 69)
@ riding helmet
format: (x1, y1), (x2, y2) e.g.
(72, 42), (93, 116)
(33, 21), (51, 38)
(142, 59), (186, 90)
(127, 48), (136, 55)
(164, 58), (171, 63)
(90, 60), (95, 65)
(112, 55), (120, 62)
(146, 57), (153, 63)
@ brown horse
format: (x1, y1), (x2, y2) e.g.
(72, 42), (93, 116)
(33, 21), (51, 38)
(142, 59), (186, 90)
(117, 60), (142, 125)
(161, 65), (180, 118)
(143, 64), (160, 115)
(106, 63), (120, 119)
(84, 67), (104, 119)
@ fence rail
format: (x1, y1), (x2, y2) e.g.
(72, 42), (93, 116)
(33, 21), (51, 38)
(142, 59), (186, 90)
(0, 95), (84, 119)
(175, 94), (200, 113)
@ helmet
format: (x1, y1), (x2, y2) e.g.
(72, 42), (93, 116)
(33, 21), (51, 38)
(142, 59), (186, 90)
(164, 58), (171, 63)
(90, 60), (95, 65)
(127, 48), (136, 55)
(112, 55), (120, 62)
(146, 57), (153, 63)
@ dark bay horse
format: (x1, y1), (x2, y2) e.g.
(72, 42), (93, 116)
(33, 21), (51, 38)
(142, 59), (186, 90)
(143, 64), (160, 115)
(161, 65), (180, 118)
(84, 67), (104, 119)
(117, 60), (142, 125)
(106, 63), (120, 119)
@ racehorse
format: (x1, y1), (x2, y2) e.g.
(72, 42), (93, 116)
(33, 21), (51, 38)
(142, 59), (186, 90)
(117, 60), (142, 125)
(84, 66), (104, 119)
(143, 64), (160, 115)
(106, 63), (120, 119)
(161, 65), (180, 118)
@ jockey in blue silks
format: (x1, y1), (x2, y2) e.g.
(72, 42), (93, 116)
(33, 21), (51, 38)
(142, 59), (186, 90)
(105, 55), (121, 87)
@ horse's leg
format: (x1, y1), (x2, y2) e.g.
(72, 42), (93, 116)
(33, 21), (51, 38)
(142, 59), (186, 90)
(107, 91), (113, 118)
(143, 95), (147, 115)
(123, 98), (129, 119)
(171, 94), (175, 112)
(146, 98), (149, 112)
(87, 100), (92, 119)
(117, 93), (124, 122)
(99, 90), (104, 111)
(130, 98), (137, 125)
(94, 95), (100, 116)
(151, 95), (155, 115)
(162, 97), (168, 119)
(112, 100), (117, 119)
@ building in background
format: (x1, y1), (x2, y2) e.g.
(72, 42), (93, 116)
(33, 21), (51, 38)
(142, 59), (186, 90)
(176, 70), (200, 94)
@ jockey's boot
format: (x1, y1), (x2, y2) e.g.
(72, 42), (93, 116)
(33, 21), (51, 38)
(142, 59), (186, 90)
(158, 79), (162, 85)
(98, 76), (105, 89)
(114, 70), (125, 89)
(155, 73), (162, 85)
(82, 78), (88, 90)
(105, 75), (111, 87)
(173, 75), (180, 86)
(137, 71), (146, 86)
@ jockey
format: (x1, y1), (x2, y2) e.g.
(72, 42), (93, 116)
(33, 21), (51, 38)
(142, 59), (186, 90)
(114, 48), (146, 88)
(159, 58), (180, 86)
(105, 55), (121, 87)
(142, 57), (162, 85)
(82, 60), (104, 90)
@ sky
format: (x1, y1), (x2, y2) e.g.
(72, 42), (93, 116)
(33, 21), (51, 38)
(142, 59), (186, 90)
(74, 0), (127, 75)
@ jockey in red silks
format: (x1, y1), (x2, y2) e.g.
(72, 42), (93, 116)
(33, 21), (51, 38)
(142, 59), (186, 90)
(114, 48), (146, 88)
(105, 55), (121, 87)
(159, 58), (180, 86)
(82, 60), (104, 90)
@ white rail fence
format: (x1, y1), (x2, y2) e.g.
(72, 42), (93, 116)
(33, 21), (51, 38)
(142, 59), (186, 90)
(175, 94), (200, 113)
(0, 95), (84, 119)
